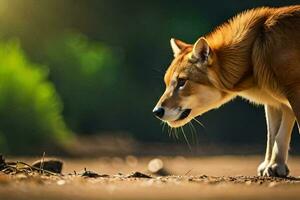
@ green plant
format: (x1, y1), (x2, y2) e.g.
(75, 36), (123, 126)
(45, 33), (126, 133)
(0, 40), (72, 154)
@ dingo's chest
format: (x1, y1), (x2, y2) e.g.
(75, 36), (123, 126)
(239, 88), (290, 108)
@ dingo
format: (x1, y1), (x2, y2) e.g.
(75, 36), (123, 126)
(153, 6), (300, 177)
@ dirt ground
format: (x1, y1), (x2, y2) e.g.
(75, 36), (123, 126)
(1, 155), (300, 200)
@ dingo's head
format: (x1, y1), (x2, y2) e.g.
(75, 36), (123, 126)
(153, 37), (230, 127)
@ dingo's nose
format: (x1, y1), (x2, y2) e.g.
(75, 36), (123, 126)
(153, 107), (165, 119)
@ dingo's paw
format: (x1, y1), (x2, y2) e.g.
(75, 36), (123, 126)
(257, 161), (269, 176)
(263, 163), (289, 177)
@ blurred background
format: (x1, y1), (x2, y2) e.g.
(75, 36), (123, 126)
(0, 0), (299, 156)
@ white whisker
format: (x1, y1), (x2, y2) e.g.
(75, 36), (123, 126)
(193, 118), (205, 128)
(180, 126), (192, 152)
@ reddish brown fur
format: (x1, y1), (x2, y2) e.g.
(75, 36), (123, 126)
(157, 5), (300, 127)
(205, 6), (300, 92)
(204, 5), (300, 120)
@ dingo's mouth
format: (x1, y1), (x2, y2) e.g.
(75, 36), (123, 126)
(165, 109), (192, 128)
(167, 109), (192, 128)
(176, 109), (191, 121)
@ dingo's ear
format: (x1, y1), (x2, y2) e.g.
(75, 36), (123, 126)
(192, 37), (211, 64)
(170, 38), (188, 57)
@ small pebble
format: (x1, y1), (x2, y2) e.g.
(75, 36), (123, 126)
(148, 158), (164, 173)
(32, 159), (63, 174)
(57, 180), (66, 185)
(127, 172), (151, 178)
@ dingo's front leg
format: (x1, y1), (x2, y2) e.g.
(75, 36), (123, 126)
(263, 105), (295, 177)
(257, 105), (281, 176)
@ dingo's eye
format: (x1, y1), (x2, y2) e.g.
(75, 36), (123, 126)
(177, 78), (187, 89)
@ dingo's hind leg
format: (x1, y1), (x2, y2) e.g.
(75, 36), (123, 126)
(257, 105), (281, 176)
(263, 104), (295, 177)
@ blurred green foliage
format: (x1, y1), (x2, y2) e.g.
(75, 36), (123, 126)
(0, 40), (71, 154)
(44, 33), (127, 133)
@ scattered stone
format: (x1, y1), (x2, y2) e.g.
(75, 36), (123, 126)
(148, 158), (163, 173)
(245, 180), (252, 185)
(81, 169), (109, 178)
(16, 173), (28, 180)
(57, 180), (66, 185)
(148, 158), (170, 176)
(127, 172), (152, 179)
(81, 169), (101, 178)
(32, 159), (63, 174)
